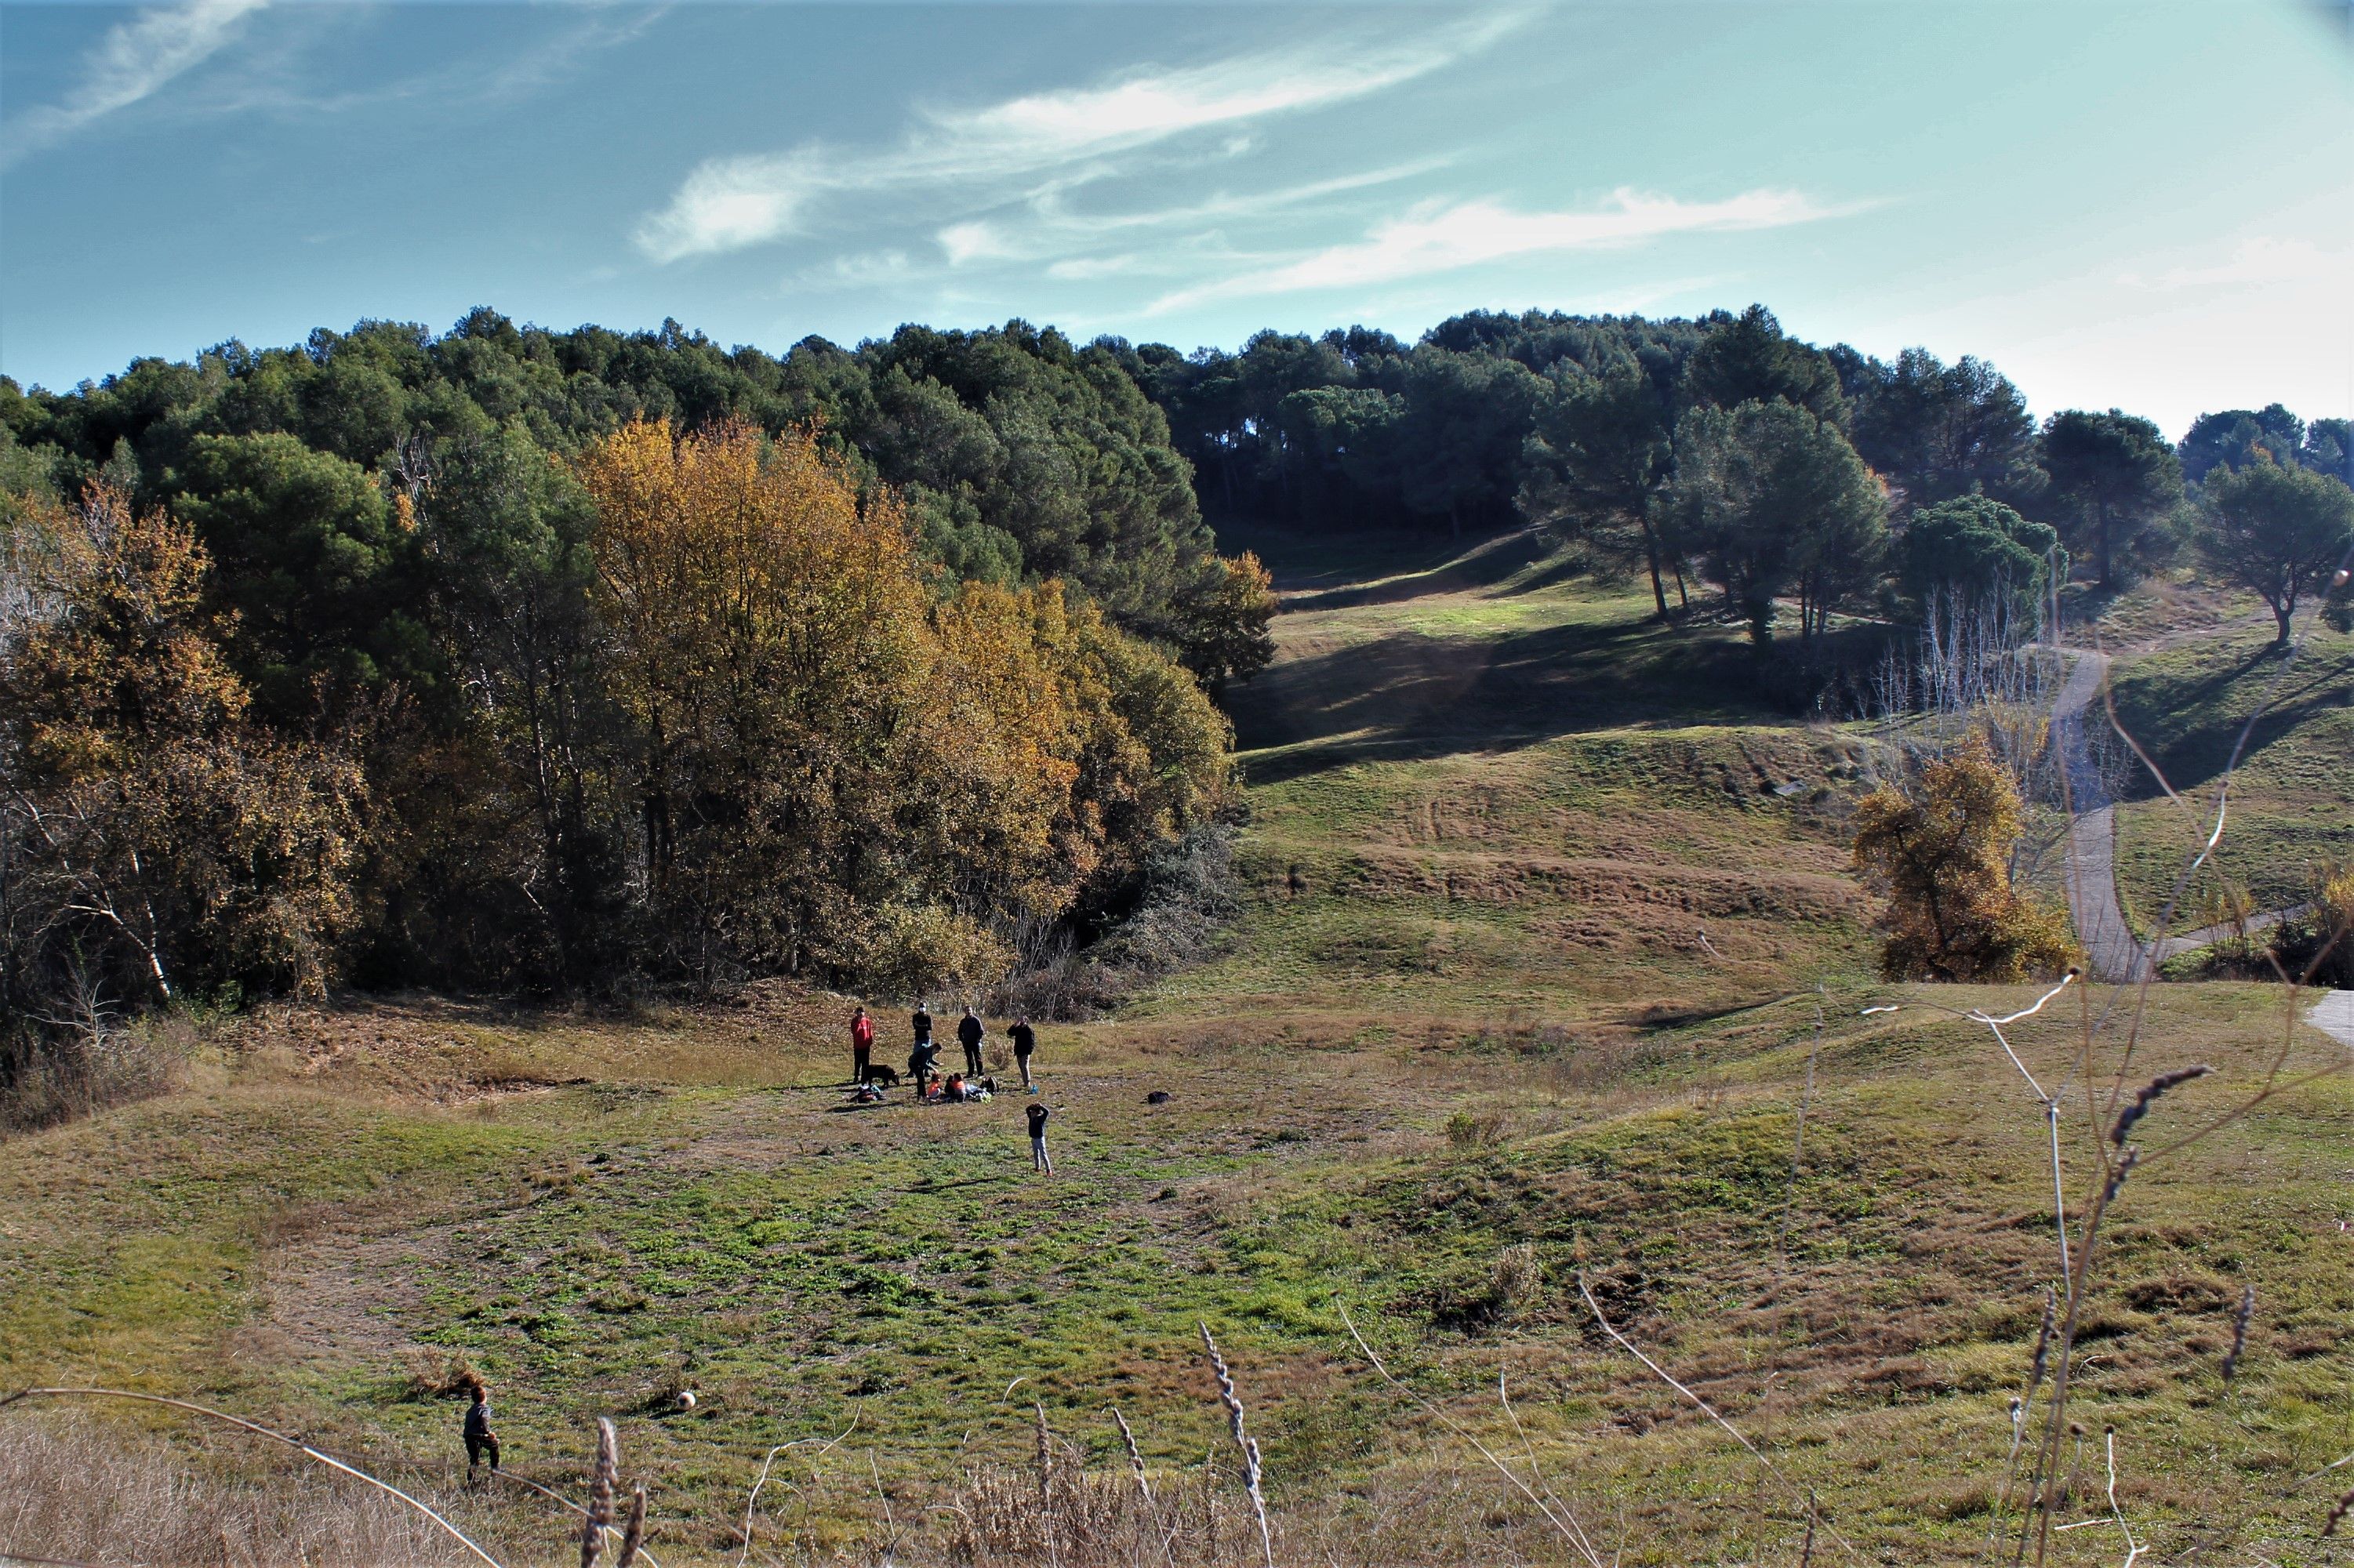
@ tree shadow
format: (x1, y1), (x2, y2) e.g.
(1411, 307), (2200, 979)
(1278, 529), (1552, 612)
(1228, 613), (1771, 783)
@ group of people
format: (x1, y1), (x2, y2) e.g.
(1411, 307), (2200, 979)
(849, 1003), (1054, 1172)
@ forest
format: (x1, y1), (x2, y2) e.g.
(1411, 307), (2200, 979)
(3, 303), (2351, 1096)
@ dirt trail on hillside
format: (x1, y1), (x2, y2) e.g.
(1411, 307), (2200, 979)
(2051, 649), (2141, 982)
(2051, 644), (2350, 1034)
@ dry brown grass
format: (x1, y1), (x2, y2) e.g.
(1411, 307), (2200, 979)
(0, 1415), (518, 1565)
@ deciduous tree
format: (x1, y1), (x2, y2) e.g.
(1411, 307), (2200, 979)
(1851, 735), (2073, 982)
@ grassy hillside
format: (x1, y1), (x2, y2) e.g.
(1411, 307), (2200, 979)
(2105, 619), (2354, 931)
(3, 532), (2349, 1566)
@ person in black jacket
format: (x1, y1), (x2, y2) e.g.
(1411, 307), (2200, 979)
(1025, 1100), (1053, 1174)
(957, 1006), (985, 1076)
(1009, 1017), (1037, 1091)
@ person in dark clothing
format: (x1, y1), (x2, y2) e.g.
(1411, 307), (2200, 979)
(957, 1007), (985, 1076)
(912, 1004), (934, 1051)
(850, 1006), (874, 1084)
(461, 1379), (500, 1479)
(1025, 1101), (1053, 1174)
(909, 1036), (940, 1095)
(1009, 1017), (1037, 1091)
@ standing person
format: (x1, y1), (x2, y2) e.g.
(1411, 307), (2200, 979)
(1025, 1100), (1053, 1174)
(957, 1005), (985, 1076)
(461, 1377), (499, 1480)
(909, 1034), (940, 1097)
(911, 1001), (934, 1056)
(1010, 1016), (1037, 1091)
(850, 1005), (874, 1084)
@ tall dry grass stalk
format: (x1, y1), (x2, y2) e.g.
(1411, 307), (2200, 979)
(1197, 1323), (1273, 1568)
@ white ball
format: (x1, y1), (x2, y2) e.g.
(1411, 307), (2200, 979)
(677, 1389), (697, 1410)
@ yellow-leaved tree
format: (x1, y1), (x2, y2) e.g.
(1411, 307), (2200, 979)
(0, 484), (363, 1005)
(576, 419), (1227, 993)
(1851, 734), (2074, 982)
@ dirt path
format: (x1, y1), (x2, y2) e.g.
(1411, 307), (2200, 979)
(2052, 647), (2351, 1033)
(2051, 649), (2144, 982)
(2309, 988), (2354, 1048)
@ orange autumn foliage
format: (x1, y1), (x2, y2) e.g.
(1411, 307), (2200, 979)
(575, 419), (1226, 989)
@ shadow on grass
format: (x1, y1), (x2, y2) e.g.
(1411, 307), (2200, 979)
(2110, 652), (2354, 798)
(1227, 612), (1767, 774)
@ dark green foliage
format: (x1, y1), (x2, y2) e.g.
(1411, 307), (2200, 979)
(2179, 403), (2308, 484)
(173, 432), (434, 717)
(2196, 459), (2354, 646)
(1681, 305), (1848, 426)
(1842, 348), (2039, 511)
(2039, 408), (2184, 589)
(1519, 361), (1680, 615)
(1898, 495), (2065, 615)
(1130, 313), (1702, 536)
(1662, 400), (1887, 643)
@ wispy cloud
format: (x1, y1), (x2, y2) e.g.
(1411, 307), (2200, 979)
(2121, 236), (2341, 291)
(634, 13), (1525, 263)
(1146, 189), (1851, 313)
(2, 0), (267, 169)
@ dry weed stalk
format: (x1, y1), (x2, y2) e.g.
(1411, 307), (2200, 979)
(1774, 987), (1827, 1267)
(1571, 1273), (1852, 1561)
(0, 1385), (503, 1567)
(1198, 1323), (1273, 1568)
(580, 1416), (619, 1568)
(2219, 1285), (2254, 1385)
(491, 1466), (664, 1568)
(617, 1483), (647, 1568)
(1335, 1304), (1607, 1568)
(1913, 543), (2354, 1565)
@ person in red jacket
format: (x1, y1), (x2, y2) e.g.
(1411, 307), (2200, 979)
(850, 1005), (875, 1084)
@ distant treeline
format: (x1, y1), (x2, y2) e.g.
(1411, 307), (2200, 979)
(1117, 306), (2352, 638)
(3, 304), (2350, 1048)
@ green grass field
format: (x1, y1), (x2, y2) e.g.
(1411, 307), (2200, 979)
(2105, 619), (2354, 931)
(3, 534), (2350, 1566)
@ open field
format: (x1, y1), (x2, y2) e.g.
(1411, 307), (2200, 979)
(3, 532), (2350, 1566)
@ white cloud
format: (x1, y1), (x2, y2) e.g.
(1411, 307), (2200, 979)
(1146, 189), (1851, 314)
(634, 13), (1527, 263)
(1, 0), (267, 168)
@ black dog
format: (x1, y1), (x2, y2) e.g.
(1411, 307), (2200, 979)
(863, 1064), (901, 1088)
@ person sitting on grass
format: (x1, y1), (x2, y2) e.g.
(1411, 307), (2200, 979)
(460, 1377), (499, 1480)
(943, 1072), (964, 1104)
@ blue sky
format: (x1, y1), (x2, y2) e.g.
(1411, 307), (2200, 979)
(2, 2), (2348, 436)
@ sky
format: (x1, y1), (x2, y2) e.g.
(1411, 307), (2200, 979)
(1, 1), (2349, 437)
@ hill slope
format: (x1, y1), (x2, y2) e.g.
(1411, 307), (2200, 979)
(2, 534), (2349, 1567)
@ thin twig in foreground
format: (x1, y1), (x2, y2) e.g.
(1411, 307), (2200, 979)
(736, 1408), (859, 1568)
(1335, 1305), (1605, 1568)
(1573, 1275), (1860, 1563)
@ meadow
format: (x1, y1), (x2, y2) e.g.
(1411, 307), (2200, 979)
(2, 531), (2349, 1566)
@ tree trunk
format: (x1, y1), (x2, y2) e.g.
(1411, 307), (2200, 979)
(1640, 522), (1669, 619)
